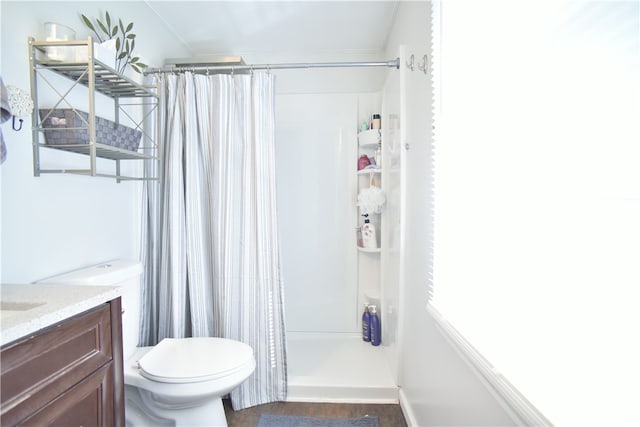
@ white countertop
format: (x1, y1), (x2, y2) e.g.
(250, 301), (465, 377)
(0, 283), (122, 347)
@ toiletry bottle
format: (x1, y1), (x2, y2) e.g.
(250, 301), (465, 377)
(370, 305), (381, 346)
(362, 304), (371, 342)
(362, 214), (377, 249)
(358, 154), (371, 171)
(372, 114), (381, 129)
(374, 142), (382, 168)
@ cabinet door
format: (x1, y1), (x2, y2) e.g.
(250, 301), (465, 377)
(1, 300), (124, 427)
(18, 363), (114, 427)
(1, 304), (112, 424)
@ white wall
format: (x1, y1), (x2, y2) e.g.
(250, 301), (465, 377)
(385, 2), (519, 425)
(275, 93), (359, 332)
(276, 90), (387, 333)
(0, 2), (187, 282)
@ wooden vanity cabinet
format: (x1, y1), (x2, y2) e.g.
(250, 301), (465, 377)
(0, 298), (124, 427)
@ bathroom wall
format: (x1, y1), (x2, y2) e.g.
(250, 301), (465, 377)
(275, 93), (359, 332)
(275, 90), (384, 333)
(0, 2), (187, 282)
(383, 2), (519, 425)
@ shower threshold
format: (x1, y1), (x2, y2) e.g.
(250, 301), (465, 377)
(286, 332), (399, 403)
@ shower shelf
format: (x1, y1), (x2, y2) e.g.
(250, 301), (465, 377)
(28, 37), (160, 182)
(356, 118), (383, 333)
(358, 129), (381, 147)
(358, 168), (382, 175)
(358, 247), (381, 253)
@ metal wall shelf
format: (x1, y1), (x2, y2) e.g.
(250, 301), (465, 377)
(28, 37), (160, 182)
(34, 60), (156, 99)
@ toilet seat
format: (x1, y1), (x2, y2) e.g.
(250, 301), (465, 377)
(137, 337), (254, 384)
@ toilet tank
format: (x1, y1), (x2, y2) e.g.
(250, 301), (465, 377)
(36, 260), (143, 359)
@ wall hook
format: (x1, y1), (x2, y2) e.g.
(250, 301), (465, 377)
(406, 54), (415, 71)
(12, 116), (24, 131)
(417, 54), (429, 75)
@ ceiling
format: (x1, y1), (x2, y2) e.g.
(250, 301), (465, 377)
(144, 1), (400, 59)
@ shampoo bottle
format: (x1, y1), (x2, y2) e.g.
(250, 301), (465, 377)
(362, 304), (371, 342)
(362, 214), (377, 249)
(370, 305), (381, 346)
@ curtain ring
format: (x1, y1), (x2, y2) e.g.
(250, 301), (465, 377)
(417, 54), (428, 74)
(406, 54), (415, 71)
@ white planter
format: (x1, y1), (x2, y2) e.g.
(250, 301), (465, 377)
(72, 40), (117, 70)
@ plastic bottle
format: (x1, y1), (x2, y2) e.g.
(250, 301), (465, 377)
(374, 142), (382, 167)
(370, 305), (381, 346)
(371, 114), (381, 129)
(358, 154), (371, 171)
(361, 214), (377, 249)
(362, 304), (371, 342)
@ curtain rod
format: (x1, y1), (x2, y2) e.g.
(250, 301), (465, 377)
(143, 58), (400, 75)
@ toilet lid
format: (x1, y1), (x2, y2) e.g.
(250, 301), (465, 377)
(137, 337), (254, 383)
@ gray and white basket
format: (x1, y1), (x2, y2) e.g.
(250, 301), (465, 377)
(39, 109), (142, 152)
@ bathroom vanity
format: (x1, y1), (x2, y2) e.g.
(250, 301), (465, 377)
(0, 284), (125, 426)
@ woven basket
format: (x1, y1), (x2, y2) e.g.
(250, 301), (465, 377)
(39, 109), (142, 152)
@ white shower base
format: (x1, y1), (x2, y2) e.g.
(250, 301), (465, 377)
(285, 332), (398, 403)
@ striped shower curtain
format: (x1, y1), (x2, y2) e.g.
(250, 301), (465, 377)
(140, 71), (287, 409)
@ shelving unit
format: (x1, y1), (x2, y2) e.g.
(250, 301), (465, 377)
(356, 127), (383, 314)
(28, 37), (159, 182)
(356, 128), (383, 250)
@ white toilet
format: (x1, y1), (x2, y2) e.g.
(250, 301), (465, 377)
(36, 260), (256, 427)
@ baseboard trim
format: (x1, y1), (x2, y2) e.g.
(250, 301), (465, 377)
(426, 304), (553, 427)
(398, 388), (419, 427)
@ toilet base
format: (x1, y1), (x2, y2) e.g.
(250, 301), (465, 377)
(125, 385), (228, 427)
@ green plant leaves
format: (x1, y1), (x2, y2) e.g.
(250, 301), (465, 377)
(80, 11), (147, 74)
(96, 18), (109, 37)
(81, 14), (96, 32)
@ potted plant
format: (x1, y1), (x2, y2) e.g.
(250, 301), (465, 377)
(80, 11), (147, 75)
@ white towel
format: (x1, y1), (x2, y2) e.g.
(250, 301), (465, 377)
(1, 75), (10, 163)
(0, 76), (11, 123)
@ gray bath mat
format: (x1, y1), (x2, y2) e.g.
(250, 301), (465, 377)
(257, 414), (379, 427)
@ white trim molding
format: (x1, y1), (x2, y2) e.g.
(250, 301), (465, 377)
(427, 304), (553, 427)
(399, 388), (419, 427)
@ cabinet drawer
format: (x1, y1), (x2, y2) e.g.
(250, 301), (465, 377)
(1, 304), (113, 424)
(19, 363), (114, 427)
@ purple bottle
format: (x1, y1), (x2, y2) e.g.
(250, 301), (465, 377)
(370, 305), (381, 346)
(362, 304), (371, 342)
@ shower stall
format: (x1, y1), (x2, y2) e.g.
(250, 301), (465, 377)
(142, 49), (416, 404)
(275, 47), (411, 403)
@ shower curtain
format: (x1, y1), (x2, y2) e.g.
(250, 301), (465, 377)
(140, 71), (287, 409)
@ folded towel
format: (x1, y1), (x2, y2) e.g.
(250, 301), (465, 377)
(0, 130), (6, 164)
(1, 75), (10, 164)
(0, 75), (11, 123)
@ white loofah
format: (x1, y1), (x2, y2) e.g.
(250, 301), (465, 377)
(357, 185), (386, 215)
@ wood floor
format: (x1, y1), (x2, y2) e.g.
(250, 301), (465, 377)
(223, 399), (408, 427)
